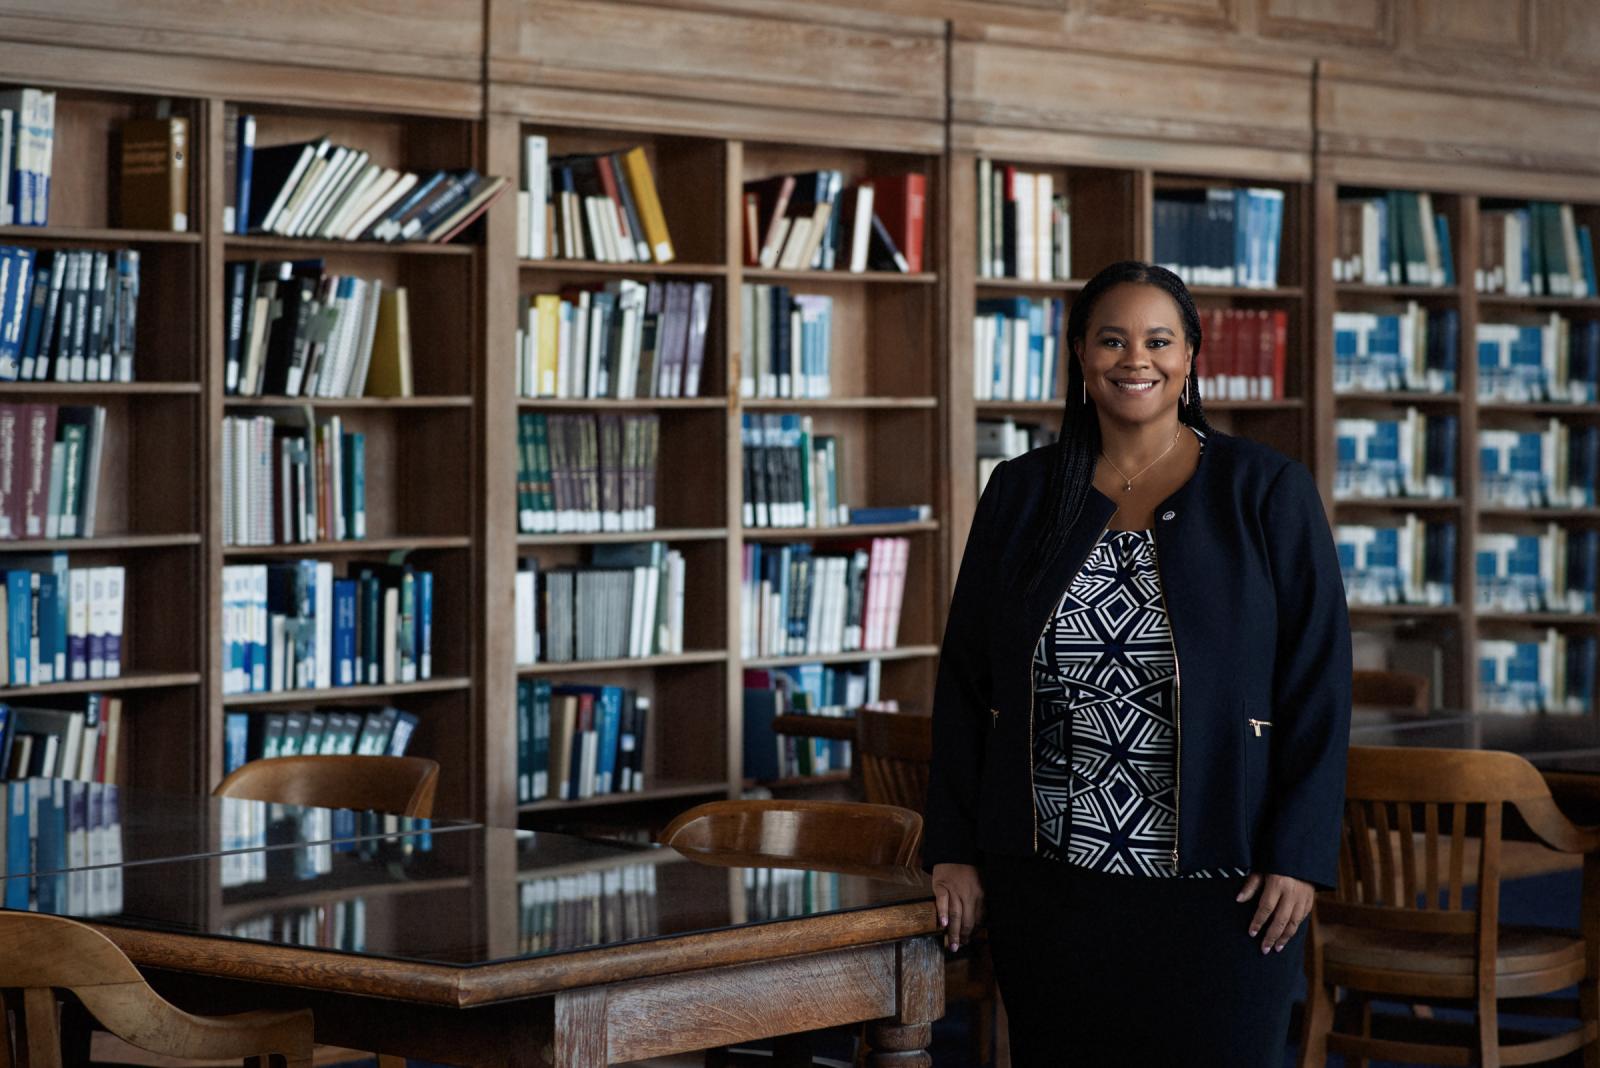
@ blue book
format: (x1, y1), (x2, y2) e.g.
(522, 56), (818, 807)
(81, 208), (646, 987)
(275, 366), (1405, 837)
(1509, 325), (1546, 400)
(16, 257), (49, 379)
(6, 570), (30, 684)
(36, 571), (61, 684)
(1232, 189), (1251, 288)
(234, 113), (256, 233)
(223, 711), (250, 775)
(741, 687), (783, 782)
(0, 704), (9, 781)
(1507, 534), (1545, 610)
(1507, 431), (1547, 506)
(1373, 197), (1391, 284)
(595, 686), (622, 794)
(1026, 300), (1045, 400)
(33, 778), (66, 913)
(1435, 214), (1455, 286)
(847, 506), (930, 525)
(1580, 225), (1599, 298)
(333, 579), (358, 686)
(0, 248), (32, 379)
(1507, 641), (1544, 710)
(4, 780), (29, 906)
(532, 679), (551, 799)
(416, 570), (433, 681)
(345, 431), (366, 538)
(1369, 420), (1402, 496)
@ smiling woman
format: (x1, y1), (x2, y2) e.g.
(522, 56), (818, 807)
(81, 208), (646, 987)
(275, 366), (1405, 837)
(924, 261), (1353, 1066)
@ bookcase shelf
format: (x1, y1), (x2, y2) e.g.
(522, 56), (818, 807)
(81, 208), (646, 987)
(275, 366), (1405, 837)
(742, 397), (939, 411)
(515, 398), (724, 410)
(515, 651), (729, 676)
(221, 677), (473, 708)
(744, 521), (940, 540)
(1205, 399), (1306, 412)
(745, 646), (939, 669)
(1335, 391), (1462, 406)
(1478, 402), (1600, 418)
(221, 396), (475, 410)
(221, 536), (472, 557)
(1479, 508), (1600, 522)
(1187, 285), (1304, 300)
(518, 259), (725, 278)
(743, 268), (937, 286)
(0, 671), (203, 700)
(1476, 613), (1600, 628)
(0, 225), (203, 245)
(1477, 294), (1600, 311)
(3, 534), (203, 552)
(223, 236), (475, 257)
(517, 528), (728, 546)
(1347, 605), (1460, 620)
(976, 279), (1087, 294)
(1335, 283), (1458, 299)
(0, 382), (203, 396)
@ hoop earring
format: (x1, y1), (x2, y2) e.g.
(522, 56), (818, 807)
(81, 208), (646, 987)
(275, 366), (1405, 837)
(1081, 377), (1086, 405)
(1181, 376), (1190, 408)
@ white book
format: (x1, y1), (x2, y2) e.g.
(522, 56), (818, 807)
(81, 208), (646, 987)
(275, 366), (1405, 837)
(1014, 172), (1035, 281)
(1035, 173), (1053, 281)
(315, 560), (334, 690)
(0, 108), (12, 226)
(342, 170), (416, 242)
(297, 149), (367, 237)
(668, 550), (685, 654)
(383, 587), (399, 684)
(68, 568), (89, 681)
(524, 135), (548, 260)
(346, 278), (384, 396)
(310, 158), (377, 239)
(103, 566), (124, 679)
(260, 139), (325, 234)
(281, 146), (345, 235)
(515, 569), (536, 664)
(324, 165), (396, 239)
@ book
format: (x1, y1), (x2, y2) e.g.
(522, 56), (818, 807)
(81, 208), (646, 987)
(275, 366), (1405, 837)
(364, 287), (412, 397)
(118, 116), (189, 232)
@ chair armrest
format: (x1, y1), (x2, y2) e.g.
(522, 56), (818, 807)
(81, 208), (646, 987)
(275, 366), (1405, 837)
(772, 714), (856, 741)
(1514, 795), (1600, 854)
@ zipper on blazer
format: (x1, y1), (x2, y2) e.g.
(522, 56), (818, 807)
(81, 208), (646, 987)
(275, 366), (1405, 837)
(1028, 514), (1115, 853)
(1248, 718), (1272, 737)
(1149, 534), (1182, 873)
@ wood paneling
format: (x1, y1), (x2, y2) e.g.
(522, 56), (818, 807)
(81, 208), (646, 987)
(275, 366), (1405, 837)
(1317, 61), (1600, 196)
(1258, 0), (1394, 45)
(950, 33), (1312, 177)
(1537, 0), (1600, 73)
(1087, 0), (1238, 30)
(488, 0), (946, 148)
(1416, 0), (1532, 57)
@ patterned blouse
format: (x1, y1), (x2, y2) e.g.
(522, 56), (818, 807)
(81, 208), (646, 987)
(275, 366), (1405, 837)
(1032, 526), (1249, 879)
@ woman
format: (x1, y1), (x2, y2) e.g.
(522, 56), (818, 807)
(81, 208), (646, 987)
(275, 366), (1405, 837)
(924, 261), (1351, 1066)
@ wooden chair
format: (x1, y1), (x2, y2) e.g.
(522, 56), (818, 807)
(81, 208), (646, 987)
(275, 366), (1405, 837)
(0, 911), (312, 1067)
(660, 798), (922, 874)
(212, 755), (440, 818)
(210, 754), (438, 1068)
(1299, 745), (1600, 1067)
(854, 708), (1004, 1068)
(1351, 668), (1431, 711)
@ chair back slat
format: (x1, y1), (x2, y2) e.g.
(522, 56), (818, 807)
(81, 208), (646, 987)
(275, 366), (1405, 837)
(1448, 804), (1467, 910)
(1394, 800), (1418, 905)
(1372, 801), (1397, 906)
(855, 709), (933, 814)
(1423, 802), (1440, 908)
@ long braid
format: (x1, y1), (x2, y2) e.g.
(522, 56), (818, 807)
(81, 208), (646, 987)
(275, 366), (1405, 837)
(1020, 262), (1215, 597)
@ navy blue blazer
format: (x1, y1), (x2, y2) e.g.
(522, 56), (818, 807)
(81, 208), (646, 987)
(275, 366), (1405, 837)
(924, 429), (1352, 889)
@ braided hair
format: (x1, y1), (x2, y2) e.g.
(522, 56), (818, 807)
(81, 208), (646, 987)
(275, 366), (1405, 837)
(1019, 261), (1217, 596)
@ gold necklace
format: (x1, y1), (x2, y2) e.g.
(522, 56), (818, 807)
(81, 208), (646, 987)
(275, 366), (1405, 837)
(1101, 425), (1183, 493)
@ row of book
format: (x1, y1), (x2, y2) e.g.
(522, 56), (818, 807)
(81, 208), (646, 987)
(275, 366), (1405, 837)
(1479, 423), (1600, 509)
(740, 539), (911, 659)
(222, 706), (421, 774)
(1336, 518), (1456, 608)
(226, 115), (506, 243)
(518, 864), (660, 954)
(742, 171), (924, 274)
(1476, 315), (1600, 404)
(0, 404), (108, 541)
(975, 418), (1056, 498)
(976, 161), (1071, 282)
(1478, 633), (1597, 715)
(1153, 187), (1286, 289)
(972, 298), (1064, 403)
(0, 88), (55, 227)
(739, 285), (835, 399)
(514, 412), (660, 536)
(218, 803), (436, 890)
(514, 280), (711, 400)
(1195, 308), (1289, 402)
(0, 248), (141, 383)
(517, 139), (675, 264)
(742, 666), (884, 782)
(220, 562), (435, 696)
(1333, 411), (1459, 501)
(514, 546), (686, 665)
(514, 679), (650, 804)
(1333, 190), (1454, 287)
(226, 900), (367, 950)
(739, 413), (932, 531)
(0, 695), (123, 783)
(2, 779), (124, 917)
(224, 262), (413, 398)
(1477, 201), (1597, 298)
(1475, 527), (1599, 616)
(1333, 306), (1459, 395)
(2, 564), (125, 687)
(223, 414), (366, 547)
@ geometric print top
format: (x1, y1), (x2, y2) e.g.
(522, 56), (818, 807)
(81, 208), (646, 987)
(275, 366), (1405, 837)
(1032, 528), (1250, 879)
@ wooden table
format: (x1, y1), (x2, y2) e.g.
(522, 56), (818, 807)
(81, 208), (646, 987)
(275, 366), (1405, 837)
(3, 821), (943, 1067)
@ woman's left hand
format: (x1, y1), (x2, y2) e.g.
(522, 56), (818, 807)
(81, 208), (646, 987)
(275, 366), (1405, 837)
(1237, 872), (1314, 954)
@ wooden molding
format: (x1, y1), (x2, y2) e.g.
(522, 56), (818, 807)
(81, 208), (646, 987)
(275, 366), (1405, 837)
(1257, 0), (1395, 47)
(1415, 0), (1533, 59)
(1536, 0), (1600, 74)
(1086, 0), (1239, 30)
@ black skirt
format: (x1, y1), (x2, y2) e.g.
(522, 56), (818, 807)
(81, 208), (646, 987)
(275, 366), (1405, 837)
(982, 852), (1305, 1068)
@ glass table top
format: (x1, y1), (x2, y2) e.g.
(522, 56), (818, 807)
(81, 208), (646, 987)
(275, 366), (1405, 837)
(0, 825), (932, 968)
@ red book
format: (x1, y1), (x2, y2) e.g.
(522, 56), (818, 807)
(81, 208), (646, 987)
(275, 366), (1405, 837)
(1253, 309), (1273, 401)
(594, 156), (634, 253)
(19, 403), (56, 540)
(1270, 309), (1288, 401)
(872, 173), (927, 274)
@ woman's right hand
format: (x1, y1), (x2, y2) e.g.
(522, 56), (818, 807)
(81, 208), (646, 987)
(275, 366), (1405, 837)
(931, 862), (984, 951)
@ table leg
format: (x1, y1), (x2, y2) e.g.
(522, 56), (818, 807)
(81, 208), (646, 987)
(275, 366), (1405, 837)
(553, 988), (608, 1068)
(864, 1021), (931, 1067)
